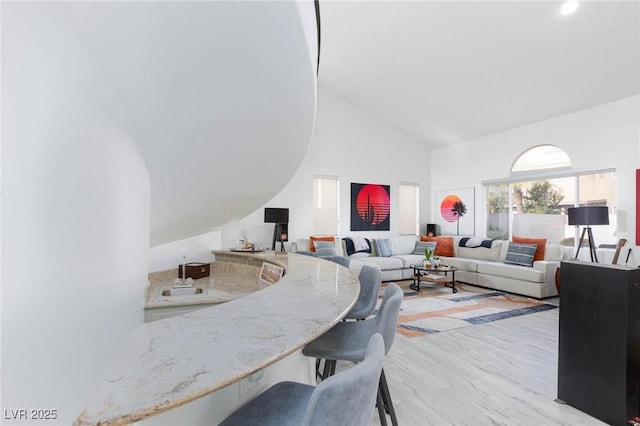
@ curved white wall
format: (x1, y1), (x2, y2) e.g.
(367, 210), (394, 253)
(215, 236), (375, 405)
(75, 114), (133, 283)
(58, 1), (318, 246)
(2, 4), (149, 424)
(2, 1), (318, 423)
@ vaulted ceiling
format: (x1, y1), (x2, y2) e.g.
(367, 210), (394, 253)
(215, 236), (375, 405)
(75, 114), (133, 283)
(318, 1), (639, 148)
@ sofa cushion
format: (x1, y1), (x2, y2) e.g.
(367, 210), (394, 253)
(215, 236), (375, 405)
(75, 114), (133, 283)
(389, 236), (418, 255)
(373, 239), (393, 257)
(420, 236), (454, 257)
(513, 236), (546, 261)
(392, 254), (426, 268)
(358, 256), (404, 271)
(457, 241), (502, 262)
(349, 252), (373, 259)
(543, 244), (564, 261)
(442, 256), (479, 273)
(313, 241), (337, 257)
(413, 241), (437, 256)
(504, 242), (537, 267)
(478, 261), (545, 283)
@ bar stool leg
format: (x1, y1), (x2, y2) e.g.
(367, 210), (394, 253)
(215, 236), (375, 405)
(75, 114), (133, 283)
(321, 359), (336, 381)
(376, 388), (388, 426)
(379, 369), (398, 426)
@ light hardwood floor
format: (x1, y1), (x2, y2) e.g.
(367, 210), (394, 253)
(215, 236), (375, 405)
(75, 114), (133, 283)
(345, 294), (607, 425)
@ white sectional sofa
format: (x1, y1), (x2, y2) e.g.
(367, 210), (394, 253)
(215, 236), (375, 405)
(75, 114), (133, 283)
(441, 237), (571, 299)
(296, 236), (424, 282)
(297, 235), (571, 299)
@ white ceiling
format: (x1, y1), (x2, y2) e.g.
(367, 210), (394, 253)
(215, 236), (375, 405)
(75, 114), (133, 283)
(318, 1), (640, 147)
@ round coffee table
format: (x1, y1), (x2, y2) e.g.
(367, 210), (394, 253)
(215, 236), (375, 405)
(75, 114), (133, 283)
(409, 264), (458, 293)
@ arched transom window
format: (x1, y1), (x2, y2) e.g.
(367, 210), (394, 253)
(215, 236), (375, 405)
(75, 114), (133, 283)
(511, 145), (571, 174)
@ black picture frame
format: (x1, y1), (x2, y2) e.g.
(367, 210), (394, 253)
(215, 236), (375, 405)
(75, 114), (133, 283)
(350, 183), (390, 231)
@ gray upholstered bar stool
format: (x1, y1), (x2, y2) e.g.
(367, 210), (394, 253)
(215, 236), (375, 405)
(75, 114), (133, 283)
(302, 283), (403, 426)
(297, 251), (351, 269)
(218, 334), (385, 426)
(324, 255), (350, 268)
(315, 263), (379, 379)
(345, 264), (382, 320)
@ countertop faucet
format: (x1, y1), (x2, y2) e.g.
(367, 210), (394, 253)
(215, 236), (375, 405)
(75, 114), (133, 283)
(174, 255), (194, 287)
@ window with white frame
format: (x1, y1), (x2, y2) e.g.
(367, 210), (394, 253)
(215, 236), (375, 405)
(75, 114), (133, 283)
(398, 183), (419, 235)
(313, 176), (339, 235)
(484, 146), (616, 247)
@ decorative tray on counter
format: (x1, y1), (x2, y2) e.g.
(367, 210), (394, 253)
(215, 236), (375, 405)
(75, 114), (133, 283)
(230, 248), (265, 252)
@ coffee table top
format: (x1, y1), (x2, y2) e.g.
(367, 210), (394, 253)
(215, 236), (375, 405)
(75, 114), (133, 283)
(410, 264), (458, 272)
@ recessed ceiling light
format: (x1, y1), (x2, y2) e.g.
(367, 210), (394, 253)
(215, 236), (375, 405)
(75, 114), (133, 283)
(560, 1), (579, 16)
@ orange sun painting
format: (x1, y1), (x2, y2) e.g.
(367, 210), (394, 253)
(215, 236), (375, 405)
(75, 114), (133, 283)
(440, 195), (462, 222)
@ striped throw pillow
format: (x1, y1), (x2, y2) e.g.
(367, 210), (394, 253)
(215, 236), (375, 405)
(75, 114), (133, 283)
(413, 241), (437, 255)
(373, 238), (393, 257)
(504, 242), (537, 267)
(313, 241), (337, 257)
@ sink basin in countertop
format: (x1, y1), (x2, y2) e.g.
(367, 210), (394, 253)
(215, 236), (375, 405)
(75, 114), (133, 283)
(161, 287), (204, 297)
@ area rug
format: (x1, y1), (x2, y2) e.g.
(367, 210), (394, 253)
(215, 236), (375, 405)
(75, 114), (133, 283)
(386, 281), (557, 338)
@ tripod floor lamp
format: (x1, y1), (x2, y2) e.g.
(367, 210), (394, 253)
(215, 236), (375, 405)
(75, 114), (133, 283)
(264, 207), (289, 252)
(568, 206), (609, 262)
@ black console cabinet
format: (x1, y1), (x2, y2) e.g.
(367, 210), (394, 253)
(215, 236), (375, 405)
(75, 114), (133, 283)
(557, 261), (640, 425)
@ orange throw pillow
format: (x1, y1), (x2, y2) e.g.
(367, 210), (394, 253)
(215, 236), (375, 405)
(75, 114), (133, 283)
(420, 236), (454, 257)
(309, 236), (335, 252)
(512, 236), (547, 261)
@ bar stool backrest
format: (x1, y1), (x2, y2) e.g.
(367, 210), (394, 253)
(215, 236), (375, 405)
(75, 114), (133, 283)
(302, 333), (385, 426)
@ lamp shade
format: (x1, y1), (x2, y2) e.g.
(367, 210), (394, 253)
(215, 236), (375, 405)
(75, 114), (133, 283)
(567, 206), (609, 226)
(264, 207), (289, 224)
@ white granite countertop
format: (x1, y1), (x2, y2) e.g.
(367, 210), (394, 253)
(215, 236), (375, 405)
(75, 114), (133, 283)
(144, 256), (274, 309)
(74, 252), (359, 426)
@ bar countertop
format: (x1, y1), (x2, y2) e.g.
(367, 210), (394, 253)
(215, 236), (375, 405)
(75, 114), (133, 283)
(74, 252), (358, 426)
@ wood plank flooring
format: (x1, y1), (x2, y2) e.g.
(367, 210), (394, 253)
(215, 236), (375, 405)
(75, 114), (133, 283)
(339, 295), (608, 425)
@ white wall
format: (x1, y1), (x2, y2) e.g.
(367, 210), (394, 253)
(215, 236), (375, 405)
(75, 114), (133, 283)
(149, 230), (221, 273)
(216, 86), (432, 250)
(431, 95), (639, 251)
(1, 4), (149, 424)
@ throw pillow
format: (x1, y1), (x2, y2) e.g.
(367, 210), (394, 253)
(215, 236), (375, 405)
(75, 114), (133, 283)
(413, 241), (437, 255)
(313, 240), (337, 257)
(343, 237), (372, 256)
(309, 236), (335, 252)
(373, 238), (393, 257)
(504, 242), (537, 267)
(513, 236), (547, 261)
(420, 236), (454, 257)
(463, 237), (484, 248)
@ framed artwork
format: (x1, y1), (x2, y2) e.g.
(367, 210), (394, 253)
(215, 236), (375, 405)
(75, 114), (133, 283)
(435, 187), (475, 236)
(259, 262), (284, 284)
(351, 183), (390, 231)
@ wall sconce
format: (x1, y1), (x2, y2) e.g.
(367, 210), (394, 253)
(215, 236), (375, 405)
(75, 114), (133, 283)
(568, 206), (609, 262)
(264, 207), (289, 252)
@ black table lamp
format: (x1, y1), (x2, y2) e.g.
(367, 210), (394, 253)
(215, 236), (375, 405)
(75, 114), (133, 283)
(264, 208), (289, 252)
(568, 206), (609, 262)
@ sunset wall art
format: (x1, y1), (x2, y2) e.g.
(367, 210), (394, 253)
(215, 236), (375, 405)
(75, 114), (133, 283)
(351, 183), (391, 231)
(435, 187), (475, 236)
